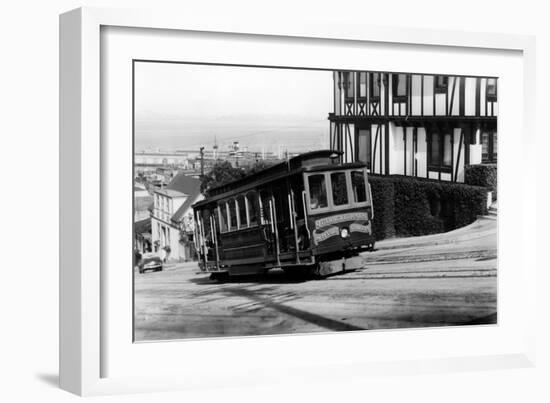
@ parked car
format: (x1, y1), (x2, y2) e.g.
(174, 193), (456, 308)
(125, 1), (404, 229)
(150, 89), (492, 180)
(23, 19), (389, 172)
(138, 253), (163, 274)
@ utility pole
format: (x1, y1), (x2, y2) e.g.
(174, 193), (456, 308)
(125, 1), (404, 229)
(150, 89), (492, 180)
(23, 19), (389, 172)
(199, 147), (205, 177)
(233, 141), (240, 167)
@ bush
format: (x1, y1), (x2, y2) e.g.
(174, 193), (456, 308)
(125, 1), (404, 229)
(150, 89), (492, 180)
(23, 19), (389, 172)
(368, 174), (488, 240)
(392, 177), (446, 236)
(368, 176), (396, 240)
(464, 164), (497, 200)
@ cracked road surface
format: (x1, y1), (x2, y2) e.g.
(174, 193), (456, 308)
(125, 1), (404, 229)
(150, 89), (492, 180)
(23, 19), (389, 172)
(134, 218), (497, 341)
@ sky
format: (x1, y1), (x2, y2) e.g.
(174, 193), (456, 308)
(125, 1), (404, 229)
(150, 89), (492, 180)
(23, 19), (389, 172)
(134, 62), (334, 154)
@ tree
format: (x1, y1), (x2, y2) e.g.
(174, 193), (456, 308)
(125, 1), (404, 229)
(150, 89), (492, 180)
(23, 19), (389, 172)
(243, 160), (277, 175)
(200, 160), (279, 196)
(200, 160), (245, 196)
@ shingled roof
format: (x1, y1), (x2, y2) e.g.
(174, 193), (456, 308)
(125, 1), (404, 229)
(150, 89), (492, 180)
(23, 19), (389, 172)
(166, 173), (203, 223)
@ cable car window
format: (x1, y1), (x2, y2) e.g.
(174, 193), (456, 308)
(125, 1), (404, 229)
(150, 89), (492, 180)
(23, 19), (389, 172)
(272, 184), (288, 223)
(351, 171), (367, 203)
(201, 209), (212, 240)
(259, 191), (271, 224)
(330, 172), (349, 206)
(247, 192), (258, 226)
(218, 204), (228, 233)
(308, 174), (328, 210)
(237, 195), (247, 228)
(228, 199), (237, 230)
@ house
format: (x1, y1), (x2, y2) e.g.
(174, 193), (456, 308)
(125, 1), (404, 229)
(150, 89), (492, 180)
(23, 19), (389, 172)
(134, 218), (152, 255)
(133, 182), (153, 222)
(150, 173), (203, 262)
(329, 71), (497, 182)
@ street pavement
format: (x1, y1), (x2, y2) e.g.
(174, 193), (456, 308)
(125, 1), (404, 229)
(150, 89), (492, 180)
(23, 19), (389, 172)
(134, 217), (497, 341)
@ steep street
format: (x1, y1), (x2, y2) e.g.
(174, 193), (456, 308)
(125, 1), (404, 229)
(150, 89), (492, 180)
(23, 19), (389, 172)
(134, 217), (497, 341)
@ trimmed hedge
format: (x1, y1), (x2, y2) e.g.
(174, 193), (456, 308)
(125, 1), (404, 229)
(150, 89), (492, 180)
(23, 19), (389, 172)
(369, 175), (488, 240)
(464, 164), (497, 200)
(369, 176), (396, 240)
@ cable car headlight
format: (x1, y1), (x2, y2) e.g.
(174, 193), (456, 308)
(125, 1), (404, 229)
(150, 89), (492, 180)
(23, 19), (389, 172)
(340, 227), (350, 239)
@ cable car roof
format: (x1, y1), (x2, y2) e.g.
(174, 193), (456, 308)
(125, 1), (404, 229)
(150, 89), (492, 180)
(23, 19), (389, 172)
(194, 150), (366, 208)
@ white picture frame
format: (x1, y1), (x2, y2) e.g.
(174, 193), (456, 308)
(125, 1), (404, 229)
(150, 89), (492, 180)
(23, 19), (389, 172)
(59, 7), (537, 396)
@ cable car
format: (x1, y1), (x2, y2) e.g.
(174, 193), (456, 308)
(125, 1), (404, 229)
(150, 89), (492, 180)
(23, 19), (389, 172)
(192, 150), (374, 279)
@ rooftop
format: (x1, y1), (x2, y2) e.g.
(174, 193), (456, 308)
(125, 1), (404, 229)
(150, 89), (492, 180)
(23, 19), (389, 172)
(169, 173), (202, 222)
(155, 188), (188, 198)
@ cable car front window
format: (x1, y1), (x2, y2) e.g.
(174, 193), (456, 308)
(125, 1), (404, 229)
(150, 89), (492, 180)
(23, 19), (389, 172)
(308, 174), (328, 210)
(351, 170), (367, 203)
(330, 172), (349, 206)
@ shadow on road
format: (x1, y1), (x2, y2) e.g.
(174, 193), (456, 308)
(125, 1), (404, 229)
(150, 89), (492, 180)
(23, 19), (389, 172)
(188, 269), (314, 285)
(190, 283), (366, 332)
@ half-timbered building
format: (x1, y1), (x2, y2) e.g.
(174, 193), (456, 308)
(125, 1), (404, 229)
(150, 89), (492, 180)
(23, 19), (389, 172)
(328, 71), (497, 182)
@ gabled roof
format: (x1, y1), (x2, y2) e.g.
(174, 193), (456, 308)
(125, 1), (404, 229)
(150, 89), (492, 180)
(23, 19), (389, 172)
(155, 188), (187, 198)
(166, 173), (203, 223)
(134, 217), (151, 234)
(166, 172), (201, 193)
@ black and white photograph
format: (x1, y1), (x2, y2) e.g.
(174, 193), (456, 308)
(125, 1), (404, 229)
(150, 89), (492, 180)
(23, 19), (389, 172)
(6, 0), (548, 400)
(133, 61), (498, 341)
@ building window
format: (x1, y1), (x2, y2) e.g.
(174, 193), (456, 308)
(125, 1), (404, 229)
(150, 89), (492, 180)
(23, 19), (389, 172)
(392, 73), (408, 100)
(370, 73), (381, 99)
(356, 128), (371, 169)
(428, 131), (452, 170)
(435, 75), (448, 93)
(486, 78), (497, 101)
(442, 134), (452, 167)
(343, 71), (354, 100)
(357, 72), (367, 99)
(482, 131), (497, 162)
(428, 132), (440, 167)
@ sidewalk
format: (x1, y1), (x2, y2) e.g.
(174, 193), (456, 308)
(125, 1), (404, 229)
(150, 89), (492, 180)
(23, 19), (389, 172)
(374, 216), (497, 252)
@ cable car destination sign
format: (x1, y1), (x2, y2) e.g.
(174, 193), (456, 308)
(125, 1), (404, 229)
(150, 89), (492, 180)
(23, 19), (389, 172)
(313, 212), (371, 243)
